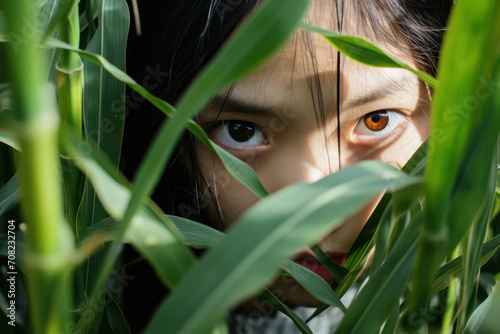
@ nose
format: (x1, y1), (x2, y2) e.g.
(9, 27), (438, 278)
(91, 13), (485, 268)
(297, 160), (332, 184)
(264, 141), (340, 193)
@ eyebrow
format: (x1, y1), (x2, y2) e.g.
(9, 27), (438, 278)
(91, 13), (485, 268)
(204, 95), (283, 118)
(343, 73), (414, 110)
(204, 72), (414, 116)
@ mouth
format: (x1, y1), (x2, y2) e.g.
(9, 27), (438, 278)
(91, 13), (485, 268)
(292, 251), (347, 281)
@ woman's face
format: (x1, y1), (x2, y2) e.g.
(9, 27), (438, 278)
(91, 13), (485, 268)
(196, 2), (431, 306)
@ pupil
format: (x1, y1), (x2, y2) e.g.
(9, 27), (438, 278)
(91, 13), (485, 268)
(371, 113), (381, 123)
(228, 121), (255, 142)
(364, 110), (389, 131)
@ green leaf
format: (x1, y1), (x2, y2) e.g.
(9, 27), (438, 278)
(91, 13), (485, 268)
(81, 0), (128, 167)
(88, 212), (346, 313)
(35, 0), (70, 84)
(38, 0), (79, 42)
(119, 0), (310, 241)
(88, 212), (347, 314)
(299, 22), (438, 88)
(0, 10), (5, 41)
(124, 206), (197, 289)
(77, 0), (129, 240)
(458, 147), (499, 330)
(425, 2), (500, 235)
(85, 217), (118, 237)
(62, 134), (196, 333)
(0, 83), (14, 112)
(63, 135), (196, 286)
(43, 40), (268, 200)
(86, 214), (225, 252)
(281, 260), (346, 311)
(144, 161), (414, 334)
(75, 1), (129, 332)
(211, 319), (229, 334)
(105, 292), (131, 334)
(381, 304), (399, 334)
(335, 212), (423, 334)
(369, 201), (393, 276)
(399, 234), (500, 311)
(344, 139), (427, 271)
(0, 172), (19, 217)
(307, 140), (428, 323)
(463, 279), (500, 334)
(371, 179), (421, 274)
(0, 132), (19, 152)
(431, 234), (500, 295)
(74, 1), (309, 331)
(168, 215), (225, 249)
(260, 289), (313, 334)
(310, 244), (348, 283)
(0, 85), (19, 151)
(411, 0), (500, 312)
(73, 0), (308, 330)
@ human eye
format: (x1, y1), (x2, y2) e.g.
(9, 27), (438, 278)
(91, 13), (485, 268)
(353, 110), (403, 137)
(210, 120), (268, 150)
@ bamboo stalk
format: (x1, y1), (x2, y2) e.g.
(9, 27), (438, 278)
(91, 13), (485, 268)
(4, 1), (74, 333)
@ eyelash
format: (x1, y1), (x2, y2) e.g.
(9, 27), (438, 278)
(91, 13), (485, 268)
(353, 109), (404, 137)
(207, 110), (405, 151)
(208, 120), (269, 152)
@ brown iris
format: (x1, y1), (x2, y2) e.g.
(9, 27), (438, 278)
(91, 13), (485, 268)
(363, 111), (389, 132)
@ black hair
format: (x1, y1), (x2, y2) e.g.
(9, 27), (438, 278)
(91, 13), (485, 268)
(122, 0), (452, 226)
(121, 0), (453, 330)
(122, 0), (260, 229)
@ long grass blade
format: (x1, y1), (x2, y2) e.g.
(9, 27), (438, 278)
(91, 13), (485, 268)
(144, 162), (414, 334)
(458, 145), (499, 331)
(74, 1), (129, 331)
(399, 234), (500, 311)
(299, 22), (437, 88)
(335, 212), (423, 334)
(105, 292), (131, 334)
(42, 39), (268, 199)
(87, 210), (347, 315)
(168, 215), (225, 249)
(0, 172), (20, 217)
(260, 289), (313, 334)
(76, 2), (309, 332)
(307, 141), (428, 323)
(463, 277), (500, 334)
(409, 0), (500, 325)
(62, 134), (196, 287)
(38, 0), (79, 42)
(310, 244), (348, 283)
(281, 260), (346, 311)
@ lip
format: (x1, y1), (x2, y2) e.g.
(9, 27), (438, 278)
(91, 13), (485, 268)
(292, 251), (348, 281)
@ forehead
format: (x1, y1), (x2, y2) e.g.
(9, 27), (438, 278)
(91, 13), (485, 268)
(224, 0), (418, 113)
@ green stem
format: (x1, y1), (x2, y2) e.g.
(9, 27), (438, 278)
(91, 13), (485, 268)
(57, 2), (83, 232)
(57, 3), (83, 136)
(57, 2), (86, 312)
(4, 1), (74, 333)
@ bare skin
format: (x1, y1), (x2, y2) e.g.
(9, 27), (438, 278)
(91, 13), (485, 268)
(196, 1), (431, 307)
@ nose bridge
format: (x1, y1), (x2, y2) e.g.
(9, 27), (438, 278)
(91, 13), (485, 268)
(263, 125), (342, 194)
(296, 136), (340, 184)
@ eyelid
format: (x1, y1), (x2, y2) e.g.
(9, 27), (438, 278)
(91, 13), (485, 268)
(208, 120), (269, 154)
(200, 106), (272, 120)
